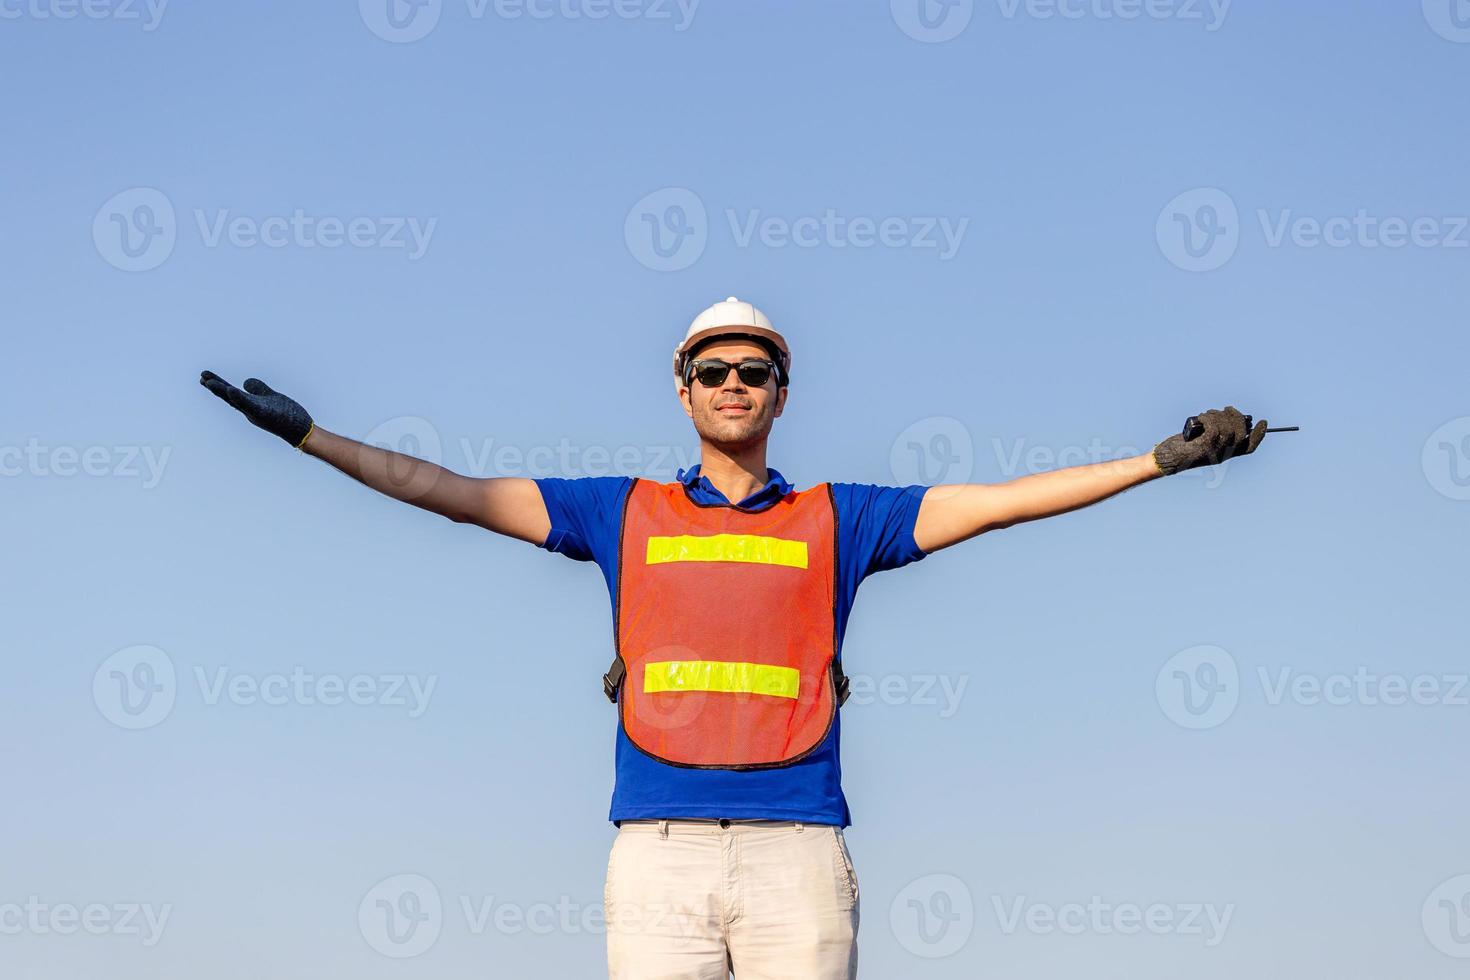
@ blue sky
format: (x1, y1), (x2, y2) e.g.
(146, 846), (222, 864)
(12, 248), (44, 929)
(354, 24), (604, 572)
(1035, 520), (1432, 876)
(3, 1), (1469, 977)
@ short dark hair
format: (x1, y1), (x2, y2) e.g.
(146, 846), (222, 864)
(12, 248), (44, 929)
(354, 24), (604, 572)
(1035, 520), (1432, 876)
(684, 333), (789, 387)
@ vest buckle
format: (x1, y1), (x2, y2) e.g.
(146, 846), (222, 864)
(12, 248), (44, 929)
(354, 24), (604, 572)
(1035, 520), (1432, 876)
(603, 657), (625, 704)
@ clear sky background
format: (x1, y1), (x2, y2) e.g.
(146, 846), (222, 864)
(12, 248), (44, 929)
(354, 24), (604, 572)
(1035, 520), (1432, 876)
(4, 1), (1469, 977)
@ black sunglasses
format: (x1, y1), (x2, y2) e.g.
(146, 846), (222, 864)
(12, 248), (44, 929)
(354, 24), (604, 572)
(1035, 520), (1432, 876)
(687, 358), (777, 388)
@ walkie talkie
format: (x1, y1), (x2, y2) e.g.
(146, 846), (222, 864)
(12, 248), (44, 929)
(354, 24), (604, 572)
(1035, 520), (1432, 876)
(1182, 415), (1299, 440)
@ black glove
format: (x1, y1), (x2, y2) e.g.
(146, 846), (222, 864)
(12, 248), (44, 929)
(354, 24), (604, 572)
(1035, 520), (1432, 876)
(1152, 405), (1267, 475)
(199, 371), (314, 449)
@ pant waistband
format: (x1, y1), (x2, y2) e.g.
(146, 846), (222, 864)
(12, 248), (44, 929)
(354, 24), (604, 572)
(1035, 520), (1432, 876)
(615, 818), (820, 836)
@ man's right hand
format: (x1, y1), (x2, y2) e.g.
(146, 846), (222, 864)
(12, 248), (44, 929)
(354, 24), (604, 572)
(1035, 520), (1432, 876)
(198, 369), (550, 545)
(199, 371), (315, 449)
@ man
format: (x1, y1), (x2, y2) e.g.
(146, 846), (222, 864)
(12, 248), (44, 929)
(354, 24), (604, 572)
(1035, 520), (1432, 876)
(199, 296), (1269, 978)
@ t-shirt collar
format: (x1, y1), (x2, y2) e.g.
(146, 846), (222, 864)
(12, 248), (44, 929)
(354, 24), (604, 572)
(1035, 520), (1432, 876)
(675, 464), (792, 511)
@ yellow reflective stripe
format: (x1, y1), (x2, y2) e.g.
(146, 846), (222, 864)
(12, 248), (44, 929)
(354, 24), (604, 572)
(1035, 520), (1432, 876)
(645, 534), (808, 569)
(644, 661), (801, 699)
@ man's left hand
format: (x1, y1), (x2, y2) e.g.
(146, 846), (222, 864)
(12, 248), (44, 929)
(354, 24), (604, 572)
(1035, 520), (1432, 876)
(1152, 405), (1268, 475)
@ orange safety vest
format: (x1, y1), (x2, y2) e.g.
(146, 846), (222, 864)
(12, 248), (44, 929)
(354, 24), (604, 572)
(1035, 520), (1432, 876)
(602, 478), (850, 770)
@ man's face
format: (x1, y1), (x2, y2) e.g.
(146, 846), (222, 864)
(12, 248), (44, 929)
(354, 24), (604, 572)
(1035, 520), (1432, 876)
(679, 340), (787, 449)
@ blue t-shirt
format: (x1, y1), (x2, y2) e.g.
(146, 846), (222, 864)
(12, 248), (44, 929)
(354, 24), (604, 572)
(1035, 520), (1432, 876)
(534, 465), (929, 828)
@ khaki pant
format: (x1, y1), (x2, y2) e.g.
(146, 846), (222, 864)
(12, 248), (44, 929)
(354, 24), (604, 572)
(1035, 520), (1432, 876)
(605, 818), (860, 979)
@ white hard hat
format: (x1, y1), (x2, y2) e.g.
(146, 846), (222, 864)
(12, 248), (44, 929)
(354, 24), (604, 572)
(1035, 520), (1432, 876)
(672, 296), (791, 392)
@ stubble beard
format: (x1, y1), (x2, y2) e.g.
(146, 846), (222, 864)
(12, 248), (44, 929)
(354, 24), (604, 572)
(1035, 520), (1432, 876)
(692, 400), (773, 453)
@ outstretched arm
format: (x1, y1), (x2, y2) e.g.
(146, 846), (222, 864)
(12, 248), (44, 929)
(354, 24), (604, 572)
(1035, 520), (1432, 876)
(301, 426), (549, 543)
(912, 406), (1269, 554)
(914, 452), (1160, 553)
(199, 371), (550, 545)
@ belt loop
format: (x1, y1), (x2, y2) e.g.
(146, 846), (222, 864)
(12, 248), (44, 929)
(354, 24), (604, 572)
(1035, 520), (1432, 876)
(658, 819), (669, 839)
(795, 821), (804, 833)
